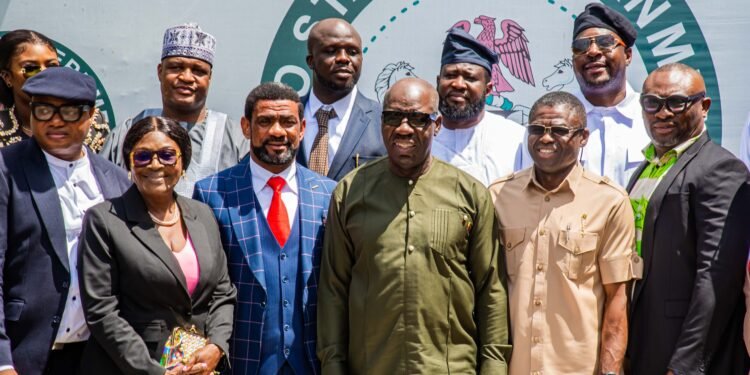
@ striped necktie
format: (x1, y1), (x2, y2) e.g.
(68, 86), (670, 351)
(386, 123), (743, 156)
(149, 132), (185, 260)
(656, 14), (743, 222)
(309, 107), (336, 176)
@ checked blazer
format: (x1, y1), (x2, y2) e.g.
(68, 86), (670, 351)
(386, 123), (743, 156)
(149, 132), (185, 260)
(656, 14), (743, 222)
(193, 156), (336, 375)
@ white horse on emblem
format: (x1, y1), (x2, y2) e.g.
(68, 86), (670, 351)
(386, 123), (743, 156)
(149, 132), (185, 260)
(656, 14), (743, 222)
(542, 58), (574, 91)
(375, 61), (418, 102)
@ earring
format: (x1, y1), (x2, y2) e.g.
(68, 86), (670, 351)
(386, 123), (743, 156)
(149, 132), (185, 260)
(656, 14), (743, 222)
(127, 171), (131, 180)
(181, 170), (186, 177)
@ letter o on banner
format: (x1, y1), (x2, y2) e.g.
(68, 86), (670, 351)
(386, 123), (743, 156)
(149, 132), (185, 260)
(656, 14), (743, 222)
(274, 65), (311, 96)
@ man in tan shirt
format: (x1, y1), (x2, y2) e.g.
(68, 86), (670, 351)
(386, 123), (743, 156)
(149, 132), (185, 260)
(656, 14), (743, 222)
(490, 91), (637, 375)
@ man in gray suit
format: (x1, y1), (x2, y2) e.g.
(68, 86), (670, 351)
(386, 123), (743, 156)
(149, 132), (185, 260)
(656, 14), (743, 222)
(297, 18), (385, 181)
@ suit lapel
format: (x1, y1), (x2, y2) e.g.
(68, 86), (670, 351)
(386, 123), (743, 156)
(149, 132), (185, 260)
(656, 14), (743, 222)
(328, 93), (371, 179)
(296, 168), (318, 291)
(632, 133), (709, 304)
(179, 196), (212, 298)
(123, 186), (190, 296)
(23, 140), (70, 273)
(626, 161), (648, 192)
(227, 160), (266, 290)
(89, 150), (123, 199)
(297, 95), (310, 167)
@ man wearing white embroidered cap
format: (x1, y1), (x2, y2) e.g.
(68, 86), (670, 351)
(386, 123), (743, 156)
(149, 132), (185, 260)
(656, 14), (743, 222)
(102, 23), (248, 196)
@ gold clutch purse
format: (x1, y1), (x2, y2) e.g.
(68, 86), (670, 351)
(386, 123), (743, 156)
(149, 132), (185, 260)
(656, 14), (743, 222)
(159, 325), (207, 370)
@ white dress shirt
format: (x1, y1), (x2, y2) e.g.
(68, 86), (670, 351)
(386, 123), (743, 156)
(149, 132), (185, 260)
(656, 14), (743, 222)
(43, 149), (104, 344)
(433, 111), (526, 186)
(303, 86), (358, 165)
(249, 156), (298, 228)
(574, 82), (651, 187)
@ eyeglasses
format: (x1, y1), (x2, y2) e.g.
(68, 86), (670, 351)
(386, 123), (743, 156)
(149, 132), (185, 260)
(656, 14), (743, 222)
(382, 110), (438, 128)
(130, 148), (182, 168)
(640, 92), (706, 114)
(572, 34), (626, 56)
(20, 63), (59, 78)
(527, 124), (584, 138)
(30, 102), (92, 122)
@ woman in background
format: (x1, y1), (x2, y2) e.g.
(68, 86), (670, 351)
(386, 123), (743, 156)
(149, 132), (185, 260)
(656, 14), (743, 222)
(0, 29), (109, 150)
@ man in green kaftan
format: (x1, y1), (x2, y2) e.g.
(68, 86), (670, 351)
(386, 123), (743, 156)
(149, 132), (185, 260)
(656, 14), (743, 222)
(317, 77), (510, 375)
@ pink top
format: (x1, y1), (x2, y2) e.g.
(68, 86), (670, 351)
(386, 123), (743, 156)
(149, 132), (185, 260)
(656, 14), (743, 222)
(173, 235), (200, 296)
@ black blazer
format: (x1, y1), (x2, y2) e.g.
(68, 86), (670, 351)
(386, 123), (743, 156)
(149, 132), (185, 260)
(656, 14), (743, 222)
(626, 133), (750, 374)
(77, 186), (236, 375)
(0, 138), (131, 375)
(297, 91), (386, 181)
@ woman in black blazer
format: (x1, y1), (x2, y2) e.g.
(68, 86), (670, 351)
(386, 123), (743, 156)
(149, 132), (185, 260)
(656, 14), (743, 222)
(78, 116), (236, 375)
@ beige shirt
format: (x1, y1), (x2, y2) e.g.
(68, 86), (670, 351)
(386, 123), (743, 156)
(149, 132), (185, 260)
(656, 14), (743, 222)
(489, 163), (636, 375)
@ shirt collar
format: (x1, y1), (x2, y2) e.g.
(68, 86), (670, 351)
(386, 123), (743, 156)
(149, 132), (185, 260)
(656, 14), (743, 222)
(642, 128), (705, 166)
(248, 156), (297, 195)
(42, 148), (90, 174)
(577, 82), (641, 122)
(308, 86), (358, 118)
(524, 162), (583, 195)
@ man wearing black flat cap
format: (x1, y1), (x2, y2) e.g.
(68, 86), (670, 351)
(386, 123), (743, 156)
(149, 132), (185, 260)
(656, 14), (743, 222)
(571, 3), (650, 188)
(433, 28), (526, 186)
(0, 67), (130, 375)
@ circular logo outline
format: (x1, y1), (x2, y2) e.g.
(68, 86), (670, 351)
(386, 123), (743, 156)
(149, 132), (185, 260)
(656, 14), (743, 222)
(263, 0), (721, 139)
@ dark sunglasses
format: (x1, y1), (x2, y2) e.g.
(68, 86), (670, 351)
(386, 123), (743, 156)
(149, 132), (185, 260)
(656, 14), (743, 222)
(572, 34), (626, 56)
(20, 63), (59, 78)
(639, 92), (706, 114)
(382, 110), (438, 128)
(30, 102), (92, 122)
(527, 124), (584, 138)
(130, 148), (182, 168)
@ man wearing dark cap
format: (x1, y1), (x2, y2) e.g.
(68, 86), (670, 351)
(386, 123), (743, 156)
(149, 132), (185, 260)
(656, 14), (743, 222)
(433, 27), (526, 186)
(571, 3), (650, 187)
(101, 23), (248, 196)
(0, 67), (130, 375)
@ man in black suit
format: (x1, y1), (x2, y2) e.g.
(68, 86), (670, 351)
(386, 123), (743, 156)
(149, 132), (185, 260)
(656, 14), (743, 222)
(626, 63), (750, 374)
(0, 67), (130, 375)
(297, 18), (385, 181)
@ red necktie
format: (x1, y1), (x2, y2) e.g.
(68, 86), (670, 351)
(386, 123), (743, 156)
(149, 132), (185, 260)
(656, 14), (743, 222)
(266, 176), (290, 247)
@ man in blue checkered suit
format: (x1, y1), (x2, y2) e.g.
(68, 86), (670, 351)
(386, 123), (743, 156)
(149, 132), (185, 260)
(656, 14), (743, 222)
(194, 82), (336, 374)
